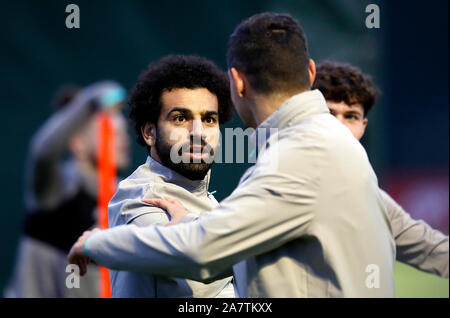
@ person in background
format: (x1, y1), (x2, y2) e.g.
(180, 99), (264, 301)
(313, 61), (448, 278)
(4, 81), (131, 297)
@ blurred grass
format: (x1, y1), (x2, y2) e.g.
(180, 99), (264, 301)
(394, 261), (449, 298)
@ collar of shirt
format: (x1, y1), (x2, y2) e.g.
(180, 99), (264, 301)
(259, 89), (329, 131)
(251, 89), (330, 150)
(145, 155), (211, 197)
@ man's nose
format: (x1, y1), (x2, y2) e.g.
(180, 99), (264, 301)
(190, 119), (207, 146)
(190, 119), (205, 137)
(335, 115), (345, 124)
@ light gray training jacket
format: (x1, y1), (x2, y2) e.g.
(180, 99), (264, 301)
(107, 156), (235, 298)
(380, 189), (448, 277)
(85, 90), (398, 297)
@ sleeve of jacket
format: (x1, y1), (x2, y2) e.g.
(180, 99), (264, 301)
(380, 189), (449, 278)
(85, 138), (319, 282)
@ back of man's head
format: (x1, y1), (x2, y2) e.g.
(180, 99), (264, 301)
(227, 12), (310, 96)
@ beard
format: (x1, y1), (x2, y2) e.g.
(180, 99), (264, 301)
(154, 130), (215, 180)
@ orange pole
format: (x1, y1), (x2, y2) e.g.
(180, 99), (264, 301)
(97, 112), (116, 298)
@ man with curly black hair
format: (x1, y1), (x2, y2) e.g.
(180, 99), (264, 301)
(313, 61), (448, 278)
(128, 54), (233, 181)
(102, 55), (236, 297)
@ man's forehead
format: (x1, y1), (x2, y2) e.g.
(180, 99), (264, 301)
(326, 100), (364, 114)
(160, 87), (218, 113)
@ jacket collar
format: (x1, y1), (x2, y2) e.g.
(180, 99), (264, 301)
(257, 89), (329, 132)
(249, 90), (330, 156)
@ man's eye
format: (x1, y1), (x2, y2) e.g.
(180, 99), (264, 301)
(346, 115), (358, 120)
(205, 117), (217, 124)
(173, 116), (186, 123)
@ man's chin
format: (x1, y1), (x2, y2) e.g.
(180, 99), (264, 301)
(154, 137), (214, 180)
(171, 161), (213, 181)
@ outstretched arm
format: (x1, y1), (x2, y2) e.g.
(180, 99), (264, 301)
(68, 142), (319, 281)
(380, 189), (449, 278)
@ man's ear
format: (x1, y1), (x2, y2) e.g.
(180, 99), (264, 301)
(141, 122), (156, 147)
(363, 118), (368, 129)
(361, 118), (368, 136)
(230, 68), (246, 98)
(308, 59), (316, 87)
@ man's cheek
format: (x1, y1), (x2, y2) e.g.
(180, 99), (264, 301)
(168, 127), (190, 144)
(341, 121), (354, 133)
(351, 124), (365, 140)
(207, 127), (220, 143)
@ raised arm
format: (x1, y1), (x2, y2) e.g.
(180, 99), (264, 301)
(26, 81), (125, 210)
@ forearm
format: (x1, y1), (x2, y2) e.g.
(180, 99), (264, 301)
(395, 221), (449, 278)
(29, 93), (97, 164)
(85, 223), (211, 281)
(381, 189), (449, 277)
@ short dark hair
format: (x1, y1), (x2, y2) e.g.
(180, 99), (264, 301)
(129, 55), (234, 147)
(227, 12), (310, 95)
(313, 61), (380, 117)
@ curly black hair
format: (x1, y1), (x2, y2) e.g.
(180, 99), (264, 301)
(128, 55), (234, 147)
(313, 61), (380, 116)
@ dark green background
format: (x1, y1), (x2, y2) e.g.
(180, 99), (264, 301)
(0, 0), (448, 297)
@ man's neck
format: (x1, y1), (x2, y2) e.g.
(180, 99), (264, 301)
(149, 148), (163, 165)
(251, 89), (308, 127)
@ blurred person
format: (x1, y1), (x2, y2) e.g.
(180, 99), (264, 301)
(313, 61), (449, 278)
(102, 55), (235, 297)
(4, 81), (131, 298)
(69, 13), (396, 297)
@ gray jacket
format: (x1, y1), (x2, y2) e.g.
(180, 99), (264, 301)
(108, 156), (234, 298)
(380, 189), (448, 277)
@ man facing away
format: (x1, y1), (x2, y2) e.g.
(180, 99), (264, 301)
(313, 61), (448, 278)
(120, 61), (449, 293)
(105, 55), (235, 297)
(69, 13), (396, 297)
